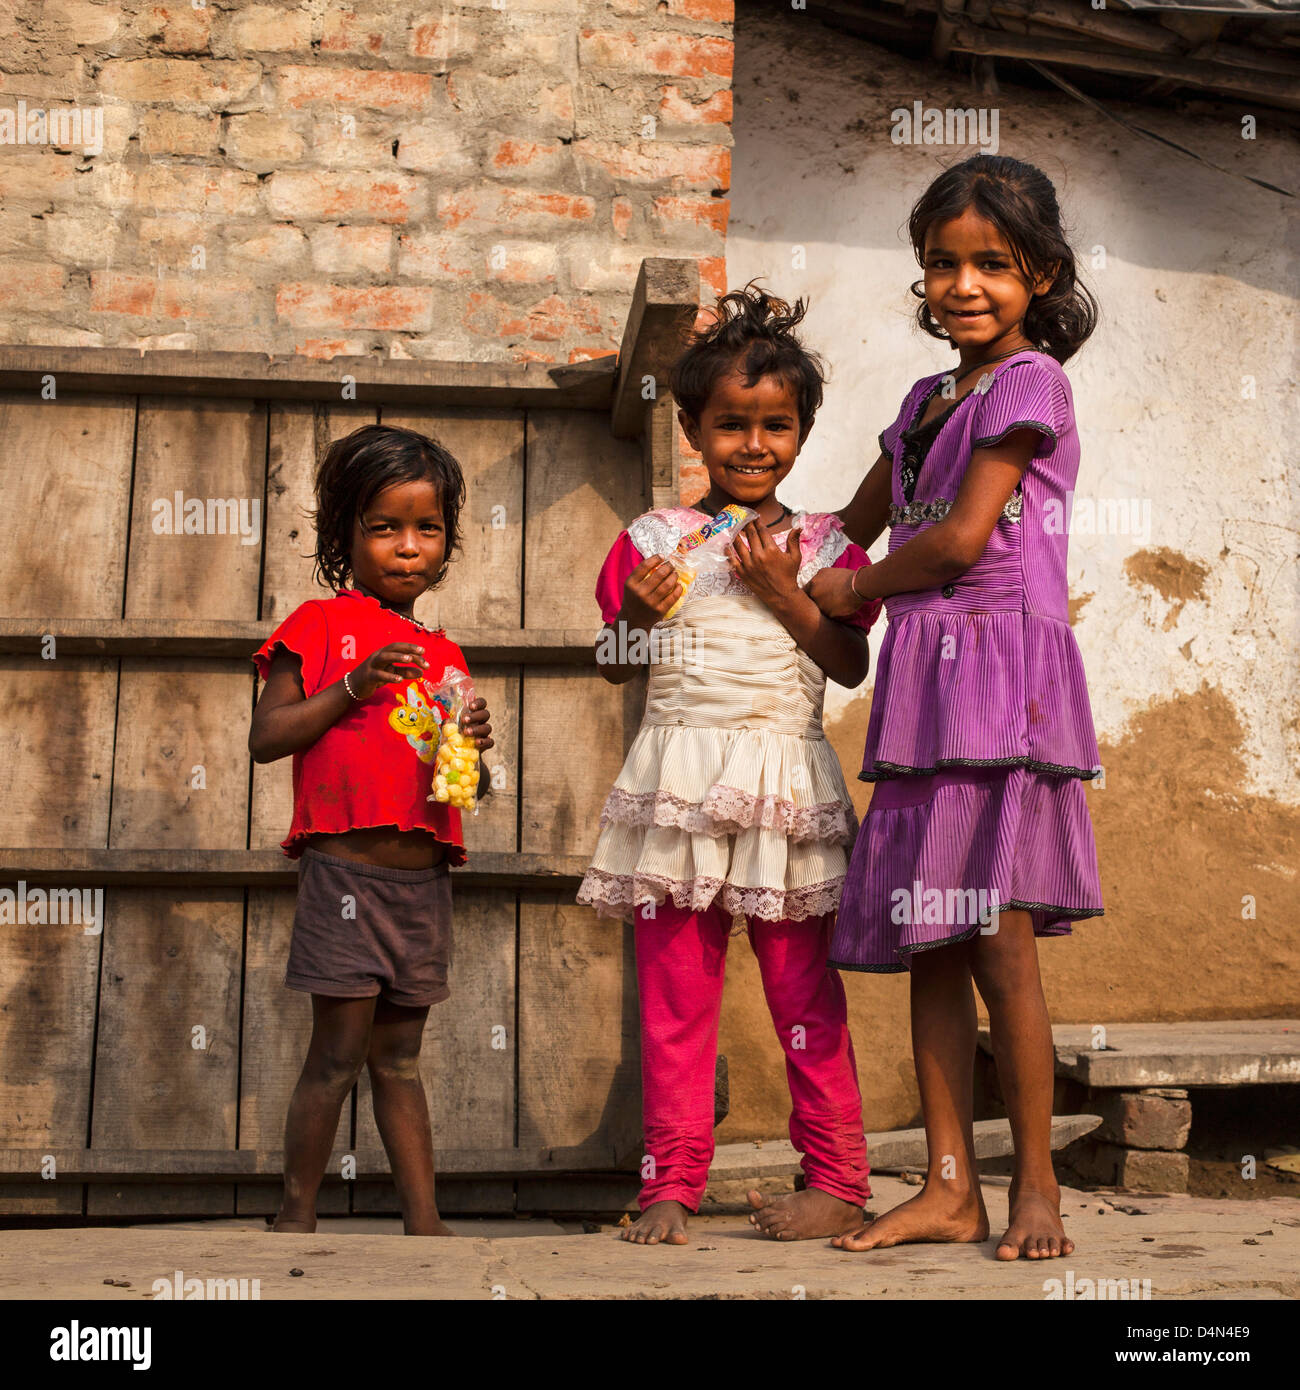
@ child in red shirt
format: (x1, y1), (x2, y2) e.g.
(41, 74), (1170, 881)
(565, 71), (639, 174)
(250, 423), (494, 1237)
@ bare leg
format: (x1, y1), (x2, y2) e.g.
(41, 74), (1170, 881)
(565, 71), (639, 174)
(971, 910), (1073, 1260)
(833, 941), (989, 1250)
(275, 995), (375, 1233)
(366, 998), (452, 1237)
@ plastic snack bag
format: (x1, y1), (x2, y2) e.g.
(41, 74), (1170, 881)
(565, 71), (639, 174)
(425, 666), (482, 815)
(663, 503), (758, 619)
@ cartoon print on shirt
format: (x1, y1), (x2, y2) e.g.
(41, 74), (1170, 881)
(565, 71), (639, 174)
(387, 681), (444, 764)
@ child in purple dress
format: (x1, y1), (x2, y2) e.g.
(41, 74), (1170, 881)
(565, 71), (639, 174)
(807, 155), (1103, 1260)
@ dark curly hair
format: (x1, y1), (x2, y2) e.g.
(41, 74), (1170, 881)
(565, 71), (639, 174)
(311, 423), (466, 593)
(670, 280), (827, 439)
(907, 155), (1097, 364)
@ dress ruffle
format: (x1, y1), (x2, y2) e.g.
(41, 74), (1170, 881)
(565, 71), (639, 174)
(578, 720), (858, 925)
(829, 765), (1104, 973)
(860, 610), (1101, 781)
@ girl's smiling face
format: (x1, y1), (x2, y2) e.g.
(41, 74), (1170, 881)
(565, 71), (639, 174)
(679, 367), (802, 509)
(348, 477), (446, 609)
(923, 208), (1053, 360)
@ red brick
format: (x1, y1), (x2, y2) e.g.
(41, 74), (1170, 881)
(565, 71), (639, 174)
(579, 30), (733, 80)
(574, 140), (730, 191)
(0, 260), (66, 311)
(512, 348), (557, 364)
(612, 197), (634, 239)
(277, 66), (433, 111)
(698, 255), (726, 301)
(266, 170), (425, 224)
(569, 347), (618, 364)
(140, 5), (210, 54)
(397, 232), (475, 282)
(437, 186), (595, 232)
(309, 225), (392, 276)
(408, 15), (475, 60)
(659, 85), (732, 125)
(679, 459), (709, 508)
(295, 337), (370, 359)
(277, 283), (434, 332)
(135, 165), (262, 217)
(232, 6), (313, 52)
(98, 58), (260, 105)
(670, 0), (734, 20)
(487, 241), (558, 285)
(90, 271), (260, 321)
(322, 11), (385, 55)
(462, 291), (528, 339)
(653, 194), (729, 237)
(523, 294), (602, 343)
(489, 138), (566, 176)
(138, 110), (220, 157)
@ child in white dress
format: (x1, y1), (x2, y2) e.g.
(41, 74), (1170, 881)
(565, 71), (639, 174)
(577, 284), (883, 1244)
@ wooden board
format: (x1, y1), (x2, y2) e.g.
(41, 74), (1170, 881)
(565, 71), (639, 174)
(87, 889), (243, 1216)
(0, 877), (103, 1216)
(517, 896), (641, 1162)
(0, 391), (136, 618)
(353, 887), (517, 1212)
(235, 886), (348, 1217)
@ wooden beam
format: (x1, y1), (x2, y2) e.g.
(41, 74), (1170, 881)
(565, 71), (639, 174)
(0, 1145), (627, 1180)
(0, 346), (617, 410)
(611, 258), (699, 440)
(0, 848), (590, 889)
(643, 392), (680, 511)
(0, 620), (602, 664)
(951, 21), (1300, 109)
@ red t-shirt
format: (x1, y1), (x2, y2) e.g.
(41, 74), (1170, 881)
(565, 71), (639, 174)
(251, 588), (469, 864)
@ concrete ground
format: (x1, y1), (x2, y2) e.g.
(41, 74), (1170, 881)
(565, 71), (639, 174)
(2, 1176), (1297, 1300)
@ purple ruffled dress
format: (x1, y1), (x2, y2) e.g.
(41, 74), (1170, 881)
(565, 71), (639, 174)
(829, 349), (1104, 973)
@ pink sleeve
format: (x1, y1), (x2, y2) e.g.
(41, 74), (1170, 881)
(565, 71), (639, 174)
(830, 543), (883, 633)
(594, 530), (645, 624)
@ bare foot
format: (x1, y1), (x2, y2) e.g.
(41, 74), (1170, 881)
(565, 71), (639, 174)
(272, 1211), (315, 1233)
(747, 1187), (863, 1241)
(996, 1184), (1073, 1260)
(831, 1182), (989, 1251)
(406, 1219), (457, 1237)
(619, 1200), (690, 1245)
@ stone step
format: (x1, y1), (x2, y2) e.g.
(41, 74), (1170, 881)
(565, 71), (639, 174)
(977, 1019), (1300, 1089)
(709, 1114), (1101, 1180)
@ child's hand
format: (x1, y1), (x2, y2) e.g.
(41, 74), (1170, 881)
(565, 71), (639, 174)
(458, 696), (494, 752)
(620, 553), (683, 629)
(803, 567), (866, 619)
(351, 643), (428, 700)
(728, 521), (802, 610)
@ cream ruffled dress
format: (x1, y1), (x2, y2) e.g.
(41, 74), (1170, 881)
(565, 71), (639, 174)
(577, 508), (862, 926)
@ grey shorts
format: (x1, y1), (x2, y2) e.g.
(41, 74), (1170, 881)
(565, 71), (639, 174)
(286, 847), (453, 1008)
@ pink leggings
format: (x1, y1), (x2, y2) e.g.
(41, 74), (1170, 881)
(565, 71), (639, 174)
(635, 901), (871, 1213)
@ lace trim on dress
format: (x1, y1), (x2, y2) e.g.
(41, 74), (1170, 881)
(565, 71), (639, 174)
(860, 756), (1101, 782)
(889, 493), (1022, 526)
(600, 785), (857, 844)
(626, 509), (853, 609)
(577, 865), (844, 924)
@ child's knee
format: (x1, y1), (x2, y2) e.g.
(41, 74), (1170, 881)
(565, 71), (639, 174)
(304, 1044), (368, 1093)
(366, 1048), (423, 1085)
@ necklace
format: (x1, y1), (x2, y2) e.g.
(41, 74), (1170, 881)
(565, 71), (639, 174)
(951, 344), (1031, 385)
(692, 495), (791, 528)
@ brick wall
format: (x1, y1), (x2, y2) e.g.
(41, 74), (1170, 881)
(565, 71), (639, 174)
(0, 0), (733, 363)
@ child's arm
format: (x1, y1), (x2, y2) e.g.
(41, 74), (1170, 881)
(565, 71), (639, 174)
(597, 553), (683, 687)
(728, 521), (870, 689)
(807, 431), (1039, 617)
(248, 641), (429, 763)
(837, 450), (893, 550)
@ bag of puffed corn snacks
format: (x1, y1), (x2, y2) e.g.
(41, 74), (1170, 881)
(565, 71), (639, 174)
(425, 667), (482, 815)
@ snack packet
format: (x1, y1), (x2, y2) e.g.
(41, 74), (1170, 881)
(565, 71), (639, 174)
(663, 503), (758, 619)
(425, 666), (482, 815)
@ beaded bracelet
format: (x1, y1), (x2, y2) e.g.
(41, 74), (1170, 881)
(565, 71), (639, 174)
(342, 670), (361, 702)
